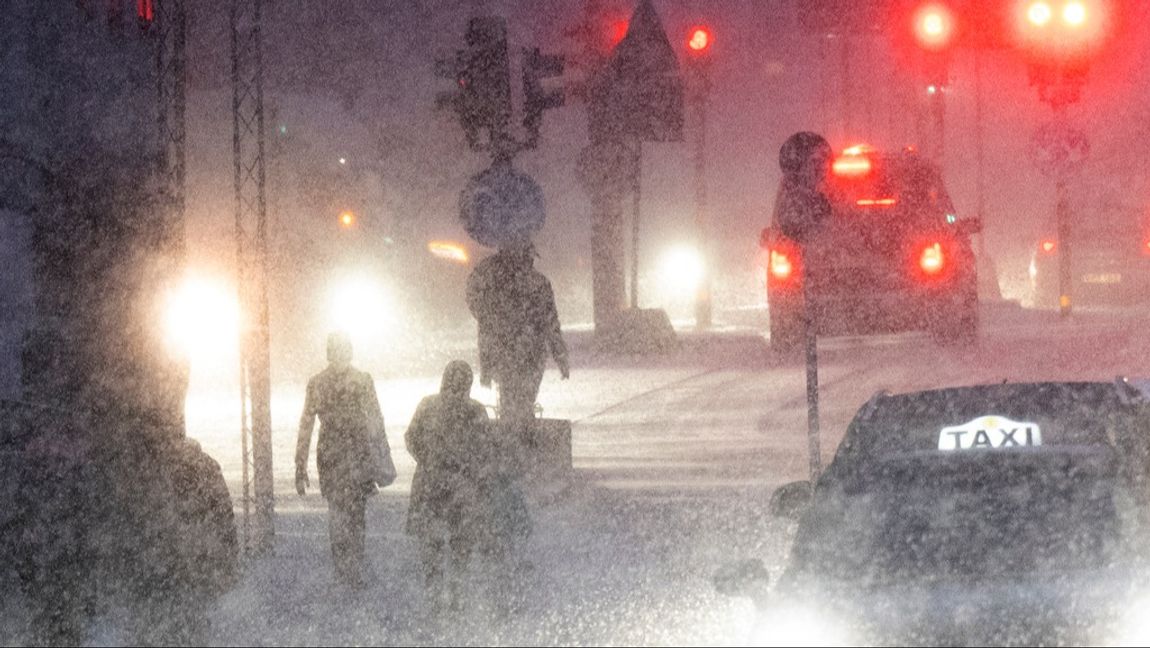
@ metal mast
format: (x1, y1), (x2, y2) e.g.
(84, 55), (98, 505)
(231, 0), (274, 553)
(155, 0), (187, 258)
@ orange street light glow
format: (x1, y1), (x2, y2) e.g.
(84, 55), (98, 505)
(340, 211), (355, 228)
(428, 241), (470, 264)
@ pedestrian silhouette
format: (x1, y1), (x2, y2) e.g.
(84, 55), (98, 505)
(295, 332), (388, 588)
(466, 243), (569, 441)
(405, 361), (491, 611)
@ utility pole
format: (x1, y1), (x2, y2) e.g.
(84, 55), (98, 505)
(231, 0), (274, 554)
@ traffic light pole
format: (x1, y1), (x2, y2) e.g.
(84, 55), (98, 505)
(1056, 170), (1072, 317)
(630, 138), (641, 310)
(692, 64), (712, 328)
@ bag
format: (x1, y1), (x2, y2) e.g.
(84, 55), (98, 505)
(367, 413), (397, 488)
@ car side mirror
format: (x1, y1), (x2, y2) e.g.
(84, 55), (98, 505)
(955, 218), (982, 236)
(769, 480), (812, 520)
(713, 558), (771, 609)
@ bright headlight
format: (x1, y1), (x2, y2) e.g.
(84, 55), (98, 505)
(658, 243), (705, 298)
(752, 606), (853, 648)
(326, 272), (396, 349)
(163, 275), (239, 368)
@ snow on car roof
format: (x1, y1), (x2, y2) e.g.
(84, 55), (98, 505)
(847, 382), (1134, 457)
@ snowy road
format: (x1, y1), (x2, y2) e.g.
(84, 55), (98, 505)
(184, 303), (1150, 645)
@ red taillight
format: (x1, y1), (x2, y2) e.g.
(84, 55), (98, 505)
(769, 250), (793, 280)
(833, 155), (872, 177)
(920, 243), (945, 274)
(1041, 240), (1057, 253)
(137, 0), (154, 25)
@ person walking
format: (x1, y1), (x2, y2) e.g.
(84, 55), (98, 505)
(296, 332), (388, 588)
(405, 361), (491, 611)
(465, 243), (569, 439)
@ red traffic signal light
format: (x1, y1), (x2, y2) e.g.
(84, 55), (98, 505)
(687, 26), (712, 54)
(1017, 0), (1108, 51)
(913, 3), (956, 50)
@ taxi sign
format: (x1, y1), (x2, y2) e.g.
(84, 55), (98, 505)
(938, 416), (1042, 451)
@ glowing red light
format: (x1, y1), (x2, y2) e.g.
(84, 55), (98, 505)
(1063, 1), (1087, 26)
(920, 243), (945, 274)
(687, 27), (712, 53)
(609, 19), (629, 48)
(1027, 1), (1053, 26)
(769, 250), (793, 280)
(1041, 240), (1057, 253)
(833, 155), (872, 177)
(913, 4), (955, 50)
(137, 0), (154, 24)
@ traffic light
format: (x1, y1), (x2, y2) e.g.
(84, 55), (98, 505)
(686, 26), (713, 55)
(1016, 0), (1109, 106)
(137, 0), (154, 27)
(1017, 0), (1107, 51)
(522, 47), (565, 149)
(911, 3), (956, 88)
(913, 3), (956, 50)
(435, 17), (512, 149)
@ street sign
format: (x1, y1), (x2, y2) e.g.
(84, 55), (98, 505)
(1029, 121), (1089, 178)
(589, 0), (684, 143)
(460, 162), (545, 248)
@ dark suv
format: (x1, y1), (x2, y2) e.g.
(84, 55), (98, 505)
(762, 147), (980, 350)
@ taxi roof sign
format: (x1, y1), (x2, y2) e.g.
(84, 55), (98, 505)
(939, 415), (1043, 451)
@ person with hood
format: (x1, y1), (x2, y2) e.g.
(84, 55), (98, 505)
(465, 243), (569, 440)
(406, 361), (507, 611)
(296, 332), (387, 588)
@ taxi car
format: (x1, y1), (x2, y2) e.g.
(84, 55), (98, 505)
(716, 380), (1150, 646)
(762, 146), (981, 350)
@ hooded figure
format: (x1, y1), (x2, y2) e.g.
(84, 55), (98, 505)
(405, 361), (491, 608)
(296, 332), (385, 587)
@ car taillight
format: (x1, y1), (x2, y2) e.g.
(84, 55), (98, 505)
(832, 155), (871, 177)
(769, 250), (793, 280)
(920, 243), (944, 274)
(1041, 240), (1057, 253)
